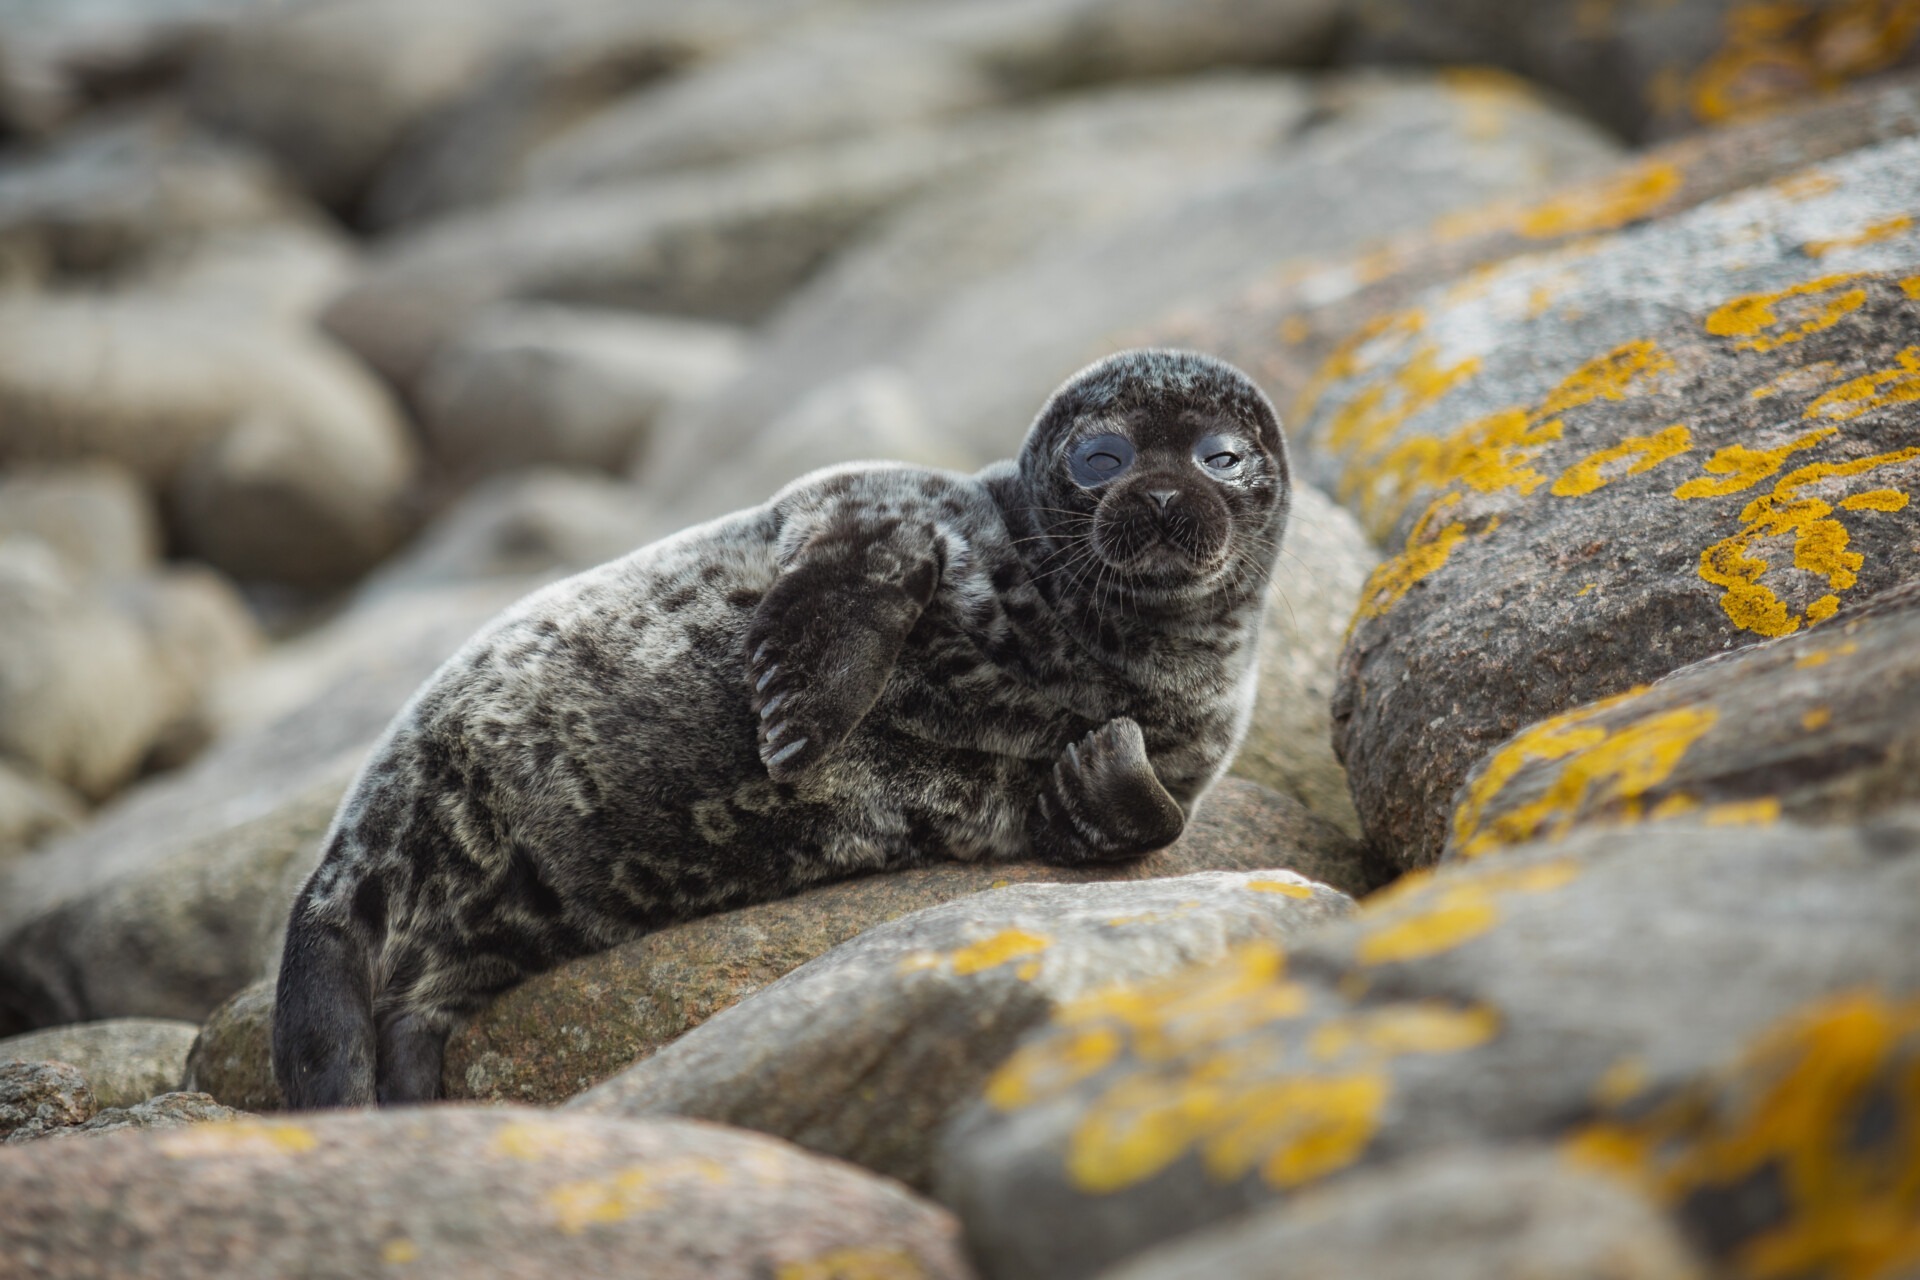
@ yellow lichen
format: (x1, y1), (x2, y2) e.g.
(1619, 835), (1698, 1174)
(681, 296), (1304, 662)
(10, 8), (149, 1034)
(1703, 797), (1784, 826)
(1673, 428), (1836, 500)
(491, 1120), (598, 1162)
(1805, 347), (1920, 422)
(1349, 495), (1469, 628)
(1801, 707), (1833, 730)
(1705, 275), (1870, 353)
(1594, 1056), (1651, 1107)
(158, 1121), (318, 1158)
(1567, 990), (1920, 1280)
(775, 1247), (927, 1280)
(949, 928), (1052, 977)
(1552, 424), (1694, 497)
(1512, 160), (1684, 240)
(1245, 878), (1316, 899)
(1803, 214), (1916, 259)
(1356, 861), (1580, 962)
(1840, 489), (1911, 512)
(1685, 0), (1920, 125)
(380, 1240), (419, 1265)
(1903, 275), (1920, 299)
(1449, 688), (1649, 856)
(543, 1158), (729, 1233)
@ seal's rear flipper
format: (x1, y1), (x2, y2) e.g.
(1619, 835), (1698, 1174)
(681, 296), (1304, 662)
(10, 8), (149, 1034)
(273, 912), (377, 1109)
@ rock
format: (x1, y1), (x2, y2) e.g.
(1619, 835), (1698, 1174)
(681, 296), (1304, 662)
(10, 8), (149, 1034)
(322, 120), (1016, 391)
(1346, 0), (1920, 142)
(0, 1018), (200, 1109)
(1093, 1148), (1702, 1280)
(1311, 150), (1920, 868)
(0, 761), (84, 863)
(112, 564), (265, 770)
(521, 0), (1346, 192)
(0, 295), (416, 588)
(418, 304), (747, 478)
(0, 1107), (974, 1279)
(43, 1091), (240, 1141)
(1160, 69), (1920, 444)
(0, 462), (158, 580)
(1228, 481), (1376, 837)
(650, 71), (1621, 513)
(0, 578), (534, 1035)
(937, 818), (1920, 1280)
(0, 1060), (94, 1141)
(0, 107), (309, 285)
(120, 222), (360, 323)
(353, 469), (657, 602)
(0, 540), (173, 801)
(1448, 580), (1920, 860)
(189, 778), (1363, 1112)
(573, 871), (1351, 1191)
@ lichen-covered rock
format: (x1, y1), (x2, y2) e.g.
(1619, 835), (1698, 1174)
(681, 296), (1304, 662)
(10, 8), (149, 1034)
(938, 818), (1920, 1280)
(188, 778), (1362, 1112)
(43, 1091), (241, 1141)
(573, 871), (1351, 1190)
(0, 295), (415, 587)
(1093, 1148), (1702, 1280)
(0, 1060), (95, 1141)
(1315, 150), (1920, 868)
(650, 71), (1619, 511)
(1448, 580), (1920, 860)
(419, 304), (747, 477)
(0, 1107), (974, 1280)
(0, 463), (159, 580)
(1230, 481), (1376, 837)
(1347, 0), (1920, 142)
(0, 1018), (200, 1109)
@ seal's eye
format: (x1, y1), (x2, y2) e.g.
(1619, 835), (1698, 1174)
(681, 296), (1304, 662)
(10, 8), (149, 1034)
(1069, 435), (1135, 487)
(1195, 435), (1247, 476)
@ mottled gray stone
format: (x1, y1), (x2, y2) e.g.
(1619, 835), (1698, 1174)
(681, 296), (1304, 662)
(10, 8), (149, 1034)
(48, 1091), (240, 1141)
(573, 871), (1351, 1190)
(0, 1018), (200, 1109)
(0, 1060), (94, 1141)
(939, 819), (1920, 1280)
(0, 1108), (974, 1279)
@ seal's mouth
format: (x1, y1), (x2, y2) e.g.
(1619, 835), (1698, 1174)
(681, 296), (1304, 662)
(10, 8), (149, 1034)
(1091, 492), (1232, 583)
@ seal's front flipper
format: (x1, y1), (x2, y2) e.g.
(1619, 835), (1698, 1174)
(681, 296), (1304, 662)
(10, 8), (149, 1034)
(1028, 717), (1185, 865)
(747, 515), (941, 783)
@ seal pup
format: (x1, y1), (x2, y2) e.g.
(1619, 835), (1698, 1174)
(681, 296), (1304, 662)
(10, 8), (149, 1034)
(274, 349), (1290, 1108)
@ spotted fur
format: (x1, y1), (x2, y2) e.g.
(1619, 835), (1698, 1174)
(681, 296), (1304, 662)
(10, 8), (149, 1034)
(274, 349), (1291, 1108)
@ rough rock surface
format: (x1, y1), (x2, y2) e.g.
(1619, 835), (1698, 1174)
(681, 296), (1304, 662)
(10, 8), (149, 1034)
(1094, 1148), (1702, 1280)
(1347, 0), (1920, 142)
(1315, 163), (1920, 868)
(1229, 481), (1376, 835)
(0, 1018), (200, 1109)
(939, 818), (1920, 1280)
(187, 778), (1363, 1112)
(573, 871), (1351, 1190)
(418, 304), (747, 477)
(0, 1108), (975, 1280)
(0, 1060), (95, 1141)
(1450, 579), (1920, 860)
(39, 1091), (240, 1141)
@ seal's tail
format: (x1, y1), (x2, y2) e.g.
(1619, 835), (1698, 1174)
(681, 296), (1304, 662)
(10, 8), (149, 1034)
(272, 884), (377, 1109)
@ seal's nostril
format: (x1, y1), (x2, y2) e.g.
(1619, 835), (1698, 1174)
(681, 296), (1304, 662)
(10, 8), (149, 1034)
(1149, 490), (1178, 511)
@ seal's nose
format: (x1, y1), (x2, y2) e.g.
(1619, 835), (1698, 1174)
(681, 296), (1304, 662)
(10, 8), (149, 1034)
(1148, 490), (1178, 511)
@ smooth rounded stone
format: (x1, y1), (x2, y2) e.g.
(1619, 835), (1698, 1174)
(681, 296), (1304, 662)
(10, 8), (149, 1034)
(323, 121), (1013, 392)
(112, 564), (266, 770)
(0, 107), (303, 282)
(1229, 481), (1374, 838)
(0, 540), (172, 802)
(0, 1018), (200, 1109)
(361, 0), (896, 227)
(38, 1091), (240, 1142)
(0, 462), (158, 579)
(521, 0), (1345, 193)
(0, 578), (533, 1035)
(1155, 69), (1920, 489)
(573, 871), (1351, 1191)
(1347, 0), (1920, 142)
(653, 70), (1622, 502)
(0, 295), (416, 587)
(419, 303), (747, 477)
(0, 760), (84, 863)
(1094, 1148), (1702, 1280)
(353, 469), (657, 602)
(120, 222), (360, 323)
(0, 1060), (94, 1141)
(0, 1108), (974, 1279)
(1448, 580), (1920, 860)
(187, 778), (1363, 1112)
(1316, 184), (1920, 873)
(937, 819), (1920, 1280)
(184, 0), (589, 212)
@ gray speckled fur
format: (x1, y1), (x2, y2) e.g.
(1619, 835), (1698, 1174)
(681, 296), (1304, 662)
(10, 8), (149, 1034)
(274, 349), (1290, 1108)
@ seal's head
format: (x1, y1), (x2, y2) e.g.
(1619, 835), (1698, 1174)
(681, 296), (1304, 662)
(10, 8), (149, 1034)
(1016, 349), (1289, 598)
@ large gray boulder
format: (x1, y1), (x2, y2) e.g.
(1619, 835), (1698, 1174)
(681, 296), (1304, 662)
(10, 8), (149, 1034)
(0, 1108), (976, 1279)
(573, 871), (1351, 1190)
(0, 1018), (200, 1108)
(938, 817), (1920, 1280)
